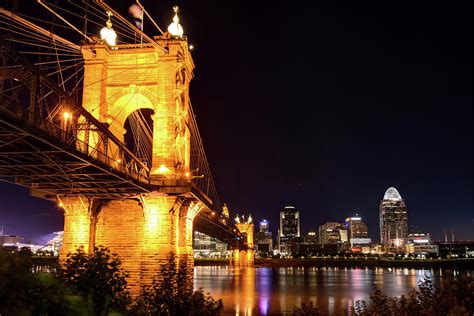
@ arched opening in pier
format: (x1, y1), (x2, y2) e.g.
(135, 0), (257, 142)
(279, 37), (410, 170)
(124, 108), (154, 168)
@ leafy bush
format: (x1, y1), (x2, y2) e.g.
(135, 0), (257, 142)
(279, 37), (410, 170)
(0, 247), (71, 315)
(130, 253), (223, 315)
(1, 246), (223, 315)
(350, 274), (474, 316)
(292, 301), (320, 315)
(60, 245), (131, 314)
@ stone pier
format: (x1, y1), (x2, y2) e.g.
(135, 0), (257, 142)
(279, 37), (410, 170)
(59, 193), (199, 296)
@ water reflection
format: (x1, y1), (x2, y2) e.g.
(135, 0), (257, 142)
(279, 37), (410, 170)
(194, 266), (465, 315)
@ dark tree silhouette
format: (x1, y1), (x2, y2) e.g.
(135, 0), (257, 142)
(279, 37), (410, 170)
(130, 252), (223, 315)
(61, 245), (131, 314)
(350, 274), (473, 316)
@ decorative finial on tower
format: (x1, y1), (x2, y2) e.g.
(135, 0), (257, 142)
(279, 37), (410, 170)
(167, 6), (184, 38)
(100, 11), (117, 46)
(106, 11), (112, 28)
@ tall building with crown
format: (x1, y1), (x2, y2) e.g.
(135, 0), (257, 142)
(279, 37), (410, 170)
(379, 187), (409, 252)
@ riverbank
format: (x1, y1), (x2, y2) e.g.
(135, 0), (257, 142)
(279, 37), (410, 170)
(32, 256), (474, 270)
(195, 257), (474, 269)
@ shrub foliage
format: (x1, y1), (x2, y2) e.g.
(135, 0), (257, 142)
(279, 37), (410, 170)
(130, 253), (223, 315)
(350, 275), (473, 316)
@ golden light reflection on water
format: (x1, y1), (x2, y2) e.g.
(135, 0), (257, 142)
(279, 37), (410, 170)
(194, 266), (459, 315)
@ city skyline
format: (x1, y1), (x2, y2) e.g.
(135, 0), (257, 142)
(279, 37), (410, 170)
(0, 1), (472, 243)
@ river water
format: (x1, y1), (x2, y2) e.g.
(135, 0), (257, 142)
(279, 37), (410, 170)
(194, 266), (470, 315)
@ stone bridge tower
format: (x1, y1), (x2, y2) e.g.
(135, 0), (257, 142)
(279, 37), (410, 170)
(232, 215), (255, 265)
(59, 11), (200, 295)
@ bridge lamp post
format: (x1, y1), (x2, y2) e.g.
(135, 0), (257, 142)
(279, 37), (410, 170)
(62, 111), (71, 136)
(113, 158), (121, 170)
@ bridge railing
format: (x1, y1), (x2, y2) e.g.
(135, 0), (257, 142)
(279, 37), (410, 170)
(0, 103), (150, 184)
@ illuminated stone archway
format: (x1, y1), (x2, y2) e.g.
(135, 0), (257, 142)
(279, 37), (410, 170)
(107, 89), (156, 143)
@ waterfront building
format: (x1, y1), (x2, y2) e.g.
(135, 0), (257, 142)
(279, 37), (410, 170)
(379, 187), (409, 252)
(40, 231), (64, 256)
(318, 222), (346, 244)
(0, 234), (22, 245)
(345, 214), (371, 249)
(435, 241), (474, 258)
(278, 205), (301, 257)
(305, 230), (318, 244)
(193, 231), (227, 257)
(296, 230), (319, 257)
(408, 233), (432, 244)
(255, 219), (273, 257)
(405, 233), (438, 257)
(345, 214), (368, 239)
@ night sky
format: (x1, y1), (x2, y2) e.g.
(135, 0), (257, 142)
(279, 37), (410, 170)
(0, 1), (472, 243)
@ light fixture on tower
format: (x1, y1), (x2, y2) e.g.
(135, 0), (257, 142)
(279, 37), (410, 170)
(167, 6), (184, 38)
(100, 11), (117, 46)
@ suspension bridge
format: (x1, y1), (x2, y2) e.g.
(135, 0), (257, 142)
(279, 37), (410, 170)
(0, 1), (253, 293)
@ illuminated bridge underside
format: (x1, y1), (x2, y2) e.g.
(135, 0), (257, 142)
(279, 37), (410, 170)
(0, 111), (151, 199)
(194, 211), (247, 249)
(0, 109), (245, 245)
(0, 108), (246, 246)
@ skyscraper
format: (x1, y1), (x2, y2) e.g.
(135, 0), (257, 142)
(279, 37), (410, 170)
(379, 187), (409, 251)
(255, 219), (273, 257)
(318, 222), (347, 244)
(345, 215), (368, 239)
(345, 215), (371, 248)
(279, 205), (300, 238)
(278, 205), (301, 256)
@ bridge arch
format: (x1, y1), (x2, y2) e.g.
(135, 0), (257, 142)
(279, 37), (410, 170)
(107, 88), (157, 140)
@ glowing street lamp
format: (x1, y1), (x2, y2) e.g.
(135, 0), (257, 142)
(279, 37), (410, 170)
(100, 11), (117, 46)
(157, 164), (170, 174)
(62, 111), (71, 132)
(63, 111), (71, 120)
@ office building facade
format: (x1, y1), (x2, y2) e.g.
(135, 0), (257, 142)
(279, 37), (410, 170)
(345, 215), (371, 248)
(278, 205), (301, 256)
(255, 219), (273, 257)
(318, 222), (347, 244)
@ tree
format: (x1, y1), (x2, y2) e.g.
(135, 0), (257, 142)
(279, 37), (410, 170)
(350, 274), (474, 316)
(130, 253), (223, 315)
(61, 245), (131, 314)
(292, 301), (320, 315)
(0, 247), (71, 315)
